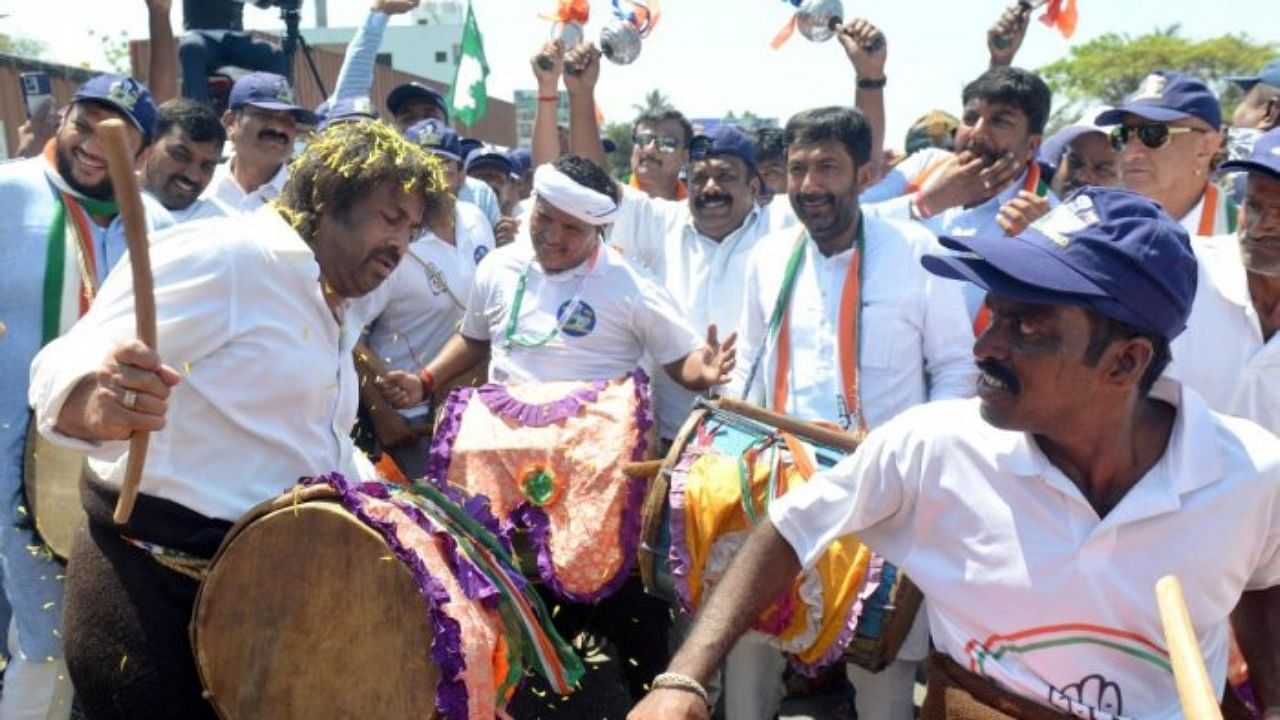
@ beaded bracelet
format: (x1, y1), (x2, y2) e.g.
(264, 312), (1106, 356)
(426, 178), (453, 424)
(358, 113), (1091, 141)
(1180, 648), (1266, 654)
(651, 672), (710, 705)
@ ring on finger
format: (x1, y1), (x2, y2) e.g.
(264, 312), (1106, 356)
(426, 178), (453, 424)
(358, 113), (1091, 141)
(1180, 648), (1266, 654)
(122, 389), (138, 410)
(983, 180), (993, 190)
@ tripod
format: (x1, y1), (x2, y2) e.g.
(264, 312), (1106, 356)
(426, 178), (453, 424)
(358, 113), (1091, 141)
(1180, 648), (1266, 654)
(280, 7), (327, 98)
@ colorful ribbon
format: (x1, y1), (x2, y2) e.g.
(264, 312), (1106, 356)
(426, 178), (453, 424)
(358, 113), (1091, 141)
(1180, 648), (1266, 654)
(540, 0), (591, 24)
(611, 0), (661, 37)
(1038, 0), (1078, 39)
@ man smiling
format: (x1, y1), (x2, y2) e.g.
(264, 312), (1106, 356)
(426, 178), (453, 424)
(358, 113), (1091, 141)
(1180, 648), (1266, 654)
(141, 98), (227, 223)
(631, 186), (1280, 720)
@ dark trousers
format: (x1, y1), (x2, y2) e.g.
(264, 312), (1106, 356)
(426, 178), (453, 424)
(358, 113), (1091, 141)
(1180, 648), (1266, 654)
(539, 576), (672, 701)
(179, 30), (286, 102)
(63, 476), (229, 720)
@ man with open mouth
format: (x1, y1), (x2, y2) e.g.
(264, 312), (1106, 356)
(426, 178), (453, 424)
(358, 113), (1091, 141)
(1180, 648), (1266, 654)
(631, 185), (1280, 720)
(141, 98), (228, 224)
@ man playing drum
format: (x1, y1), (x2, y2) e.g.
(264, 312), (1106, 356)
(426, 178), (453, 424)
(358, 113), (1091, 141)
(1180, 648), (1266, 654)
(27, 121), (445, 720)
(630, 186), (1280, 720)
(377, 152), (737, 702)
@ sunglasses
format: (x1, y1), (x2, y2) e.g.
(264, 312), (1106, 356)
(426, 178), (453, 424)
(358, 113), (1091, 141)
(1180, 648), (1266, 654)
(632, 132), (683, 153)
(1108, 123), (1204, 151)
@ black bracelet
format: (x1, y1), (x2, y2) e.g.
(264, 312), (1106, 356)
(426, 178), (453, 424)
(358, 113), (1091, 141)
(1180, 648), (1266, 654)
(857, 76), (888, 90)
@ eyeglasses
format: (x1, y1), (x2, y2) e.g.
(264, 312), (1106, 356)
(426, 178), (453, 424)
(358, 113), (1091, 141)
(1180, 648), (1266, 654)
(1108, 123), (1204, 151)
(632, 132), (683, 153)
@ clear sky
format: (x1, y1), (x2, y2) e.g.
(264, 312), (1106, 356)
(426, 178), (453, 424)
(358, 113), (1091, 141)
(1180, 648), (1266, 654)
(3, 0), (1277, 147)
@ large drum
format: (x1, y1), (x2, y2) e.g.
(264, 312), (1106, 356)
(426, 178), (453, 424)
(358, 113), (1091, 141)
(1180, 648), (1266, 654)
(427, 370), (656, 602)
(192, 474), (582, 720)
(639, 397), (923, 674)
(22, 422), (88, 560)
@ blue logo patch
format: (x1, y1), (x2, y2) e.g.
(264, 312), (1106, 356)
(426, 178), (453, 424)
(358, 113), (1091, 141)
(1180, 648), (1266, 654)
(473, 245), (490, 264)
(557, 300), (596, 338)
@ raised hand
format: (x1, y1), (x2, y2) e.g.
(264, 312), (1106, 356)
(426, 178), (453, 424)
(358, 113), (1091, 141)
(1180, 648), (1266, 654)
(996, 190), (1051, 236)
(563, 43), (602, 96)
(987, 2), (1032, 67)
(532, 40), (565, 92)
(372, 0), (420, 15)
(836, 18), (886, 79)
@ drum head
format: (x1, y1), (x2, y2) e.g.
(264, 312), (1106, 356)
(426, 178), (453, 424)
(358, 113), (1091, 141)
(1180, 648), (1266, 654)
(193, 498), (439, 719)
(21, 424), (87, 560)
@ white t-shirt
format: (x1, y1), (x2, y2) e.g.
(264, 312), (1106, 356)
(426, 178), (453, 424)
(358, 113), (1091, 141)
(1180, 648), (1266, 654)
(1166, 234), (1279, 435)
(366, 202), (495, 376)
(859, 147), (953, 204)
(29, 208), (366, 521)
(770, 381), (1280, 720)
(460, 240), (703, 384)
(727, 215), (977, 429)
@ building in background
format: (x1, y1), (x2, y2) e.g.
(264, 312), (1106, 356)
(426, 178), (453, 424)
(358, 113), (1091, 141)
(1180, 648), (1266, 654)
(513, 89), (568, 148)
(302, 1), (465, 87)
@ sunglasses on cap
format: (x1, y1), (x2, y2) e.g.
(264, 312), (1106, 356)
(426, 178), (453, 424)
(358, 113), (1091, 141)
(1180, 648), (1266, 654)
(1108, 123), (1205, 151)
(633, 132), (683, 153)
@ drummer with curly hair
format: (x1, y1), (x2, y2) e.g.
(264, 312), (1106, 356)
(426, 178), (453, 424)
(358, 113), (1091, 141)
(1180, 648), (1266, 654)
(27, 121), (449, 720)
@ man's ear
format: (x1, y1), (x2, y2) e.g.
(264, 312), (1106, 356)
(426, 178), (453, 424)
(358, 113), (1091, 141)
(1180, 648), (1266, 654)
(1263, 97), (1280, 131)
(1107, 336), (1156, 393)
(855, 161), (876, 193)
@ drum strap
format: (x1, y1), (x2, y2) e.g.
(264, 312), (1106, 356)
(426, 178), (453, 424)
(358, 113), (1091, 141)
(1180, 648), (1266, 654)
(119, 535), (211, 582)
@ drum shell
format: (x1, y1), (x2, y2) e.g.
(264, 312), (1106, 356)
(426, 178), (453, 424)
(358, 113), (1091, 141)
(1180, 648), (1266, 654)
(22, 423), (89, 561)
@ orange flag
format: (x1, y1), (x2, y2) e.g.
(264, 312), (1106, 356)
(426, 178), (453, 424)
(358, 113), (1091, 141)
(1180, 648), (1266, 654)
(1039, 0), (1078, 39)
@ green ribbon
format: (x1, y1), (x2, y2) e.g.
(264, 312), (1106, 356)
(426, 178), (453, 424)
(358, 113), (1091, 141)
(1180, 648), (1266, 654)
(40, 191), (119, 345)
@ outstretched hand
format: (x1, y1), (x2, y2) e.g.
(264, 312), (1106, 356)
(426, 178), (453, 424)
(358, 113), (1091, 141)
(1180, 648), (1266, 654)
(700, 324), (738, 388)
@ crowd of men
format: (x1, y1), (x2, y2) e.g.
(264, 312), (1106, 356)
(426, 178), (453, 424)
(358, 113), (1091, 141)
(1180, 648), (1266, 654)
(1, 1), (1279, 718)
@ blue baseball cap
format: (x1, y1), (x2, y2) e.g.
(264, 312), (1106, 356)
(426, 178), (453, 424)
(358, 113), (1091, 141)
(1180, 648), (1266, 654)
(228, 72), (315, 124)
(1219, 126), (1280, 180)
(1097, 71), (1222, 130)
(602, 137), (618, 154)
(689, 125), (757, 172)
(464, 144), (515, 177)
(73, 74), (157, 142)
(404, 118), (462, 162)
(1038, 106), (1112, 167)
(317, 96), (379, 129)
(386, 82), (449, 123)
(922, 187), (1197, 341)
(507, 147), (533, 176)
(1225, 59), (1280, 92)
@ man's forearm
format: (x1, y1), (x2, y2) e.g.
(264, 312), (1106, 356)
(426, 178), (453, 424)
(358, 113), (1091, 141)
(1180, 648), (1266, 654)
(424, 334), (490, 388)
(856, 84), (885, 185)
(1233, 587), (1280, 709)
(668, 520), (802, 683)
(147, 4), (179, 103)
(567, 89), (607, 170)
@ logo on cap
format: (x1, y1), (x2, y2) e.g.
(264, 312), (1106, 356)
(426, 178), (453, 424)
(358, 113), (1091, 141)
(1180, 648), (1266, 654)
(1032, 194), (1100, 248)
(1132, 74), (1168, 102)
(417, 128), (444, 148)
(107, 80), (139, 111)
(273, 83), (295, 104)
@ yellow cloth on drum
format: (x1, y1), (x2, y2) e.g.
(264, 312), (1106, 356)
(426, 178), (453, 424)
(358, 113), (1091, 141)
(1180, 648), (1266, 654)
(680, 448), (870, 667)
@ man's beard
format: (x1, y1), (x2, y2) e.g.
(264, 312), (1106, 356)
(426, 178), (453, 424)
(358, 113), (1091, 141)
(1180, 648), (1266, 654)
(55, 142), (114, 201)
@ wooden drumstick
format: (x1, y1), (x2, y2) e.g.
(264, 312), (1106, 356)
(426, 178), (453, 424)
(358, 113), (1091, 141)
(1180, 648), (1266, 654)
(716, 397), (861, 453)
(99, 119), (157, 525)
(1155, 575), (1223, 720)
(622, 460), (664, 479)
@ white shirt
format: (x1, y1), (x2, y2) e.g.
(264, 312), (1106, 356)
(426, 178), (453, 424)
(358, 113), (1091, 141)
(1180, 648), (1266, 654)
(460, 240), (702, 384)
(608, 186), (798, 437)
(859, 147), (952, 204)
(728, 215), (977, 429)
(1178, 184), (1236, 239)
(200, 159), (289, 215)
(367, 202), (495, 379)
(865, 165), (1059, 322)
(29, 208), (365, 521)
(769, 381), (1280, 720)
(166, 196), (230, 224)
(1167, 234), (1280, 435)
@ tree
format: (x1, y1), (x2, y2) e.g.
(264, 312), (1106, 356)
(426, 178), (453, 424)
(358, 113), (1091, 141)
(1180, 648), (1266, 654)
(88, 29), (132, 74)
(602, 121), (634, 183)
(0, 33), (46, 59)
(631, 88), (673, 117)
(1039, 29), (1278, 129)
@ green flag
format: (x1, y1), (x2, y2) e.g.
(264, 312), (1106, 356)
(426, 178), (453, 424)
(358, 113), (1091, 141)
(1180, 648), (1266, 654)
(447, 2), (490, 127)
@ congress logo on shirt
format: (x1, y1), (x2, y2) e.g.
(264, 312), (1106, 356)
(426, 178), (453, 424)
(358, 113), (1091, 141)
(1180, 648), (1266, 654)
(474, 245), (490, 264)
(557, 300), (596, 338)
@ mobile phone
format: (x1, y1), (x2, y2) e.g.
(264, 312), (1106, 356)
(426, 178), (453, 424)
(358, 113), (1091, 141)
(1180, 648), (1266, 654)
(20, 72), (52, 119)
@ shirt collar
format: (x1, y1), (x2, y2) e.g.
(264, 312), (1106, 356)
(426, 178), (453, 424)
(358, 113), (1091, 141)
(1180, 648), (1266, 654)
(530, 240), (607, 283)
(1178, 191), (1208, 237)
(684, 203), (763, 246)
(217, 156), (289, 200)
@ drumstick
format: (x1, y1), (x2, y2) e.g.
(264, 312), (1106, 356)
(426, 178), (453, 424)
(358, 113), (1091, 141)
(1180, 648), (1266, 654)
(1155, 575), (1223, 720)
(715, 397), (861, 453)
(99, 119), (156, 526)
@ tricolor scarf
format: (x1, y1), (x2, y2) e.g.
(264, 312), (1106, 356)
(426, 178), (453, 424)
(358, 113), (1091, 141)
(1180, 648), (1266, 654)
(40, 139), (119, 345)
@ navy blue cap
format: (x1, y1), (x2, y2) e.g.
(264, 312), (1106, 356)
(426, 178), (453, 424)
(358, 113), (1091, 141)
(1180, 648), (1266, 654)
(404, 118), (462, 162)
(458, 137), (484, 163)
(689, 125), (757, 171)
(1219, 126), (1280, 180)
(386, 82), (449, 123)
(317, 96), (379, 129)
(507, 147), (532, 176)
(1225, 59), (1280, 92)
(922, 187), (1197, 341)
(602, 137), (618, 154)
(228, 72), (315, 124)
(464, 144), (515, 176)
(73, 74), (157, 142)
(1097, 71), (1222, 129)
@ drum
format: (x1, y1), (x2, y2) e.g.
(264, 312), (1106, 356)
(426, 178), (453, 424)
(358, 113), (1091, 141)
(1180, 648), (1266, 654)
(638, 397), (923, 674)
(21, 422), (88, 560)
(192, 474), (582, 720)
(427, 370), (655, 603)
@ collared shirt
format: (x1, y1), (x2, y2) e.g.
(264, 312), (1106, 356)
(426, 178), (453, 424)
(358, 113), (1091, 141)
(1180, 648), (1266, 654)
(200, 159), (289, 215)
(367, 201), (495, 381)
(0, 155), (173, 657)
(1178, 184), (1237, 239)
(1167, 234), (1279, 435)
(608, 186), (798, 437)
(727, 214), (977, 429)
(166, 195), (230, 224)
(865, 165), (1060, 321)
(769, 381), (1280, 720)
(29, 207), (365, 522)
(460, 240), (702, 384)
(460, 176), (502, 228)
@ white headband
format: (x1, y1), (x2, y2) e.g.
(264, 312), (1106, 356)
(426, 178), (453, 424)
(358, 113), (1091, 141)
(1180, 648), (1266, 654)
(532, 164), (619, 226)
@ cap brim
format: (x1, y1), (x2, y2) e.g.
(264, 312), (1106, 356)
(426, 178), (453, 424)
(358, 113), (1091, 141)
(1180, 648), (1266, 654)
(244, 100), (317, 125)
(425, 149), (462, 163)
(932, 233), (1112, 299)
(387, 86), (449, 118)
(1218, 158), (1280, 180)
(1039, 125), (1104, 165)
(1096, 105), (1191, 125)
(1224, 75), (1261, 91)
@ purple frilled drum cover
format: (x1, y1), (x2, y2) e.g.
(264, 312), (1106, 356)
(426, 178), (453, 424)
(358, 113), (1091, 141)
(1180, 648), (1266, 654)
(426, 370), (655, 603)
